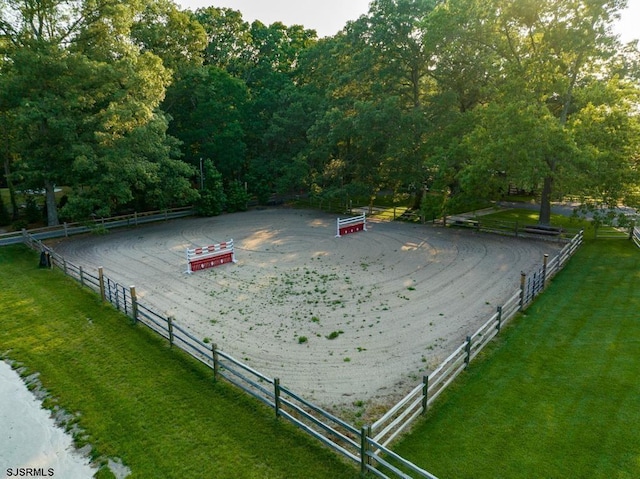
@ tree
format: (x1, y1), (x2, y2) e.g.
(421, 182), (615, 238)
(298, 0), (439, 206)
(131, 0), (207, 74)
(196, 159), (226, 216)
(431, 0), (639, 224)
(195, 7), (253, 72)
(225, 179), (251, 212)
(0, 0), (196, 224)
(0, 190), (10, 226)
(163, 65), (249, 180)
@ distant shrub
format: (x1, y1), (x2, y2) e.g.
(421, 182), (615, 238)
(225, 180), (250, 213)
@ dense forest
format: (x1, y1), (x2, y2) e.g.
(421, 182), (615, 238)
(1, 0), (639, 227)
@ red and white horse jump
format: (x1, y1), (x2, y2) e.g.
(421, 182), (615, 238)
(186, 240), (236, 274)
(336, 213), (367, 237)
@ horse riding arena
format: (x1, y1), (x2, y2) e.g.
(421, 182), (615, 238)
(50, 208), (560, 413)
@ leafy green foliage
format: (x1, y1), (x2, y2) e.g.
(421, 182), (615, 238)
(196, 159), (226, 216)
(1, 0), (638, 225)
(0, 0), (197, 225)
(24, 196), (42, 224)
(225, 179), (250, 212)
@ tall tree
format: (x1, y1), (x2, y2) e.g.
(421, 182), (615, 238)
(131, 0), (207, 74)
(0, 0), (195, 224)
(163, 65), (249, 181)
(299, 0), (438, 205)
(432, 0), (639, 224)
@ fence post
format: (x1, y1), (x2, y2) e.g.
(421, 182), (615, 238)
(130, 286), (138, 323)
(542, 254), (549, 288)
(79, 266), (84, 287)
(168, 316), (174, 347)
(464, 336), (472, 367)
(360, 426), (370, 475)
(274, 378), (281, 418)
(212, 343), (219, 382)
(496, 305), (503, 332)
(519, 272), (526, 310)
(62, 258), (67, 274)
(63, 222), (68, 237)
(98, 267), (105, 302)
(422, 375), (429, 413)
(114, 284), (121, 311)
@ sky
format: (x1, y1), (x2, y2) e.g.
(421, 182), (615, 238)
(178, 0), (371, 38)
(175, 0), (640, 42)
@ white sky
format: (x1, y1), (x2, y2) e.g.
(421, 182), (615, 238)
(175, 0), (639, 42)
(178, 0), (371, 37)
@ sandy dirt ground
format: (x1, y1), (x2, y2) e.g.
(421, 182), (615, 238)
(49, 208), (561, 415)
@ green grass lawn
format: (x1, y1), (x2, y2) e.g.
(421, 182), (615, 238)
(478, 207), (628, 239)
(394, 239), (640, 478)
(0, 245), (360, 479)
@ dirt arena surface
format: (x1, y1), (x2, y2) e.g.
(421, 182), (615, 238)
(50, 208), (561, 414)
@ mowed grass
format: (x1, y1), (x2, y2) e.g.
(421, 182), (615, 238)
(480, 207), (627, 238)
(0, 245), (359, 479)
(394, 239), (640, 478)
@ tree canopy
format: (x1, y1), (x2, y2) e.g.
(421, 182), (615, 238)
(1, 0), (638, 226)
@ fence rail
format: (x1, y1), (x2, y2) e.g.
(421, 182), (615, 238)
(633, 227), (640, 249)
(0, 207), (194, 246)
(447, 216), (583, 242)
(17, 226), (585, 478)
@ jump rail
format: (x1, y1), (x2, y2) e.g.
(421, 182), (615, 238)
(336, 213), (367, 237)
(186, 240), (236, 274)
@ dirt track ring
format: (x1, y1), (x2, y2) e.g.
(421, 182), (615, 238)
(51, 208), (560, 410)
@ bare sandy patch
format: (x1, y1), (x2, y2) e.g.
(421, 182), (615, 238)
(0, 361), (98, 478)
(50, 208), (560, 414)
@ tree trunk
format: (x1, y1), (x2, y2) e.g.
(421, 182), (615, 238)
(412, 188), (423, 210)
(44, 179), (59, 226)
(539, 175), (553, 226)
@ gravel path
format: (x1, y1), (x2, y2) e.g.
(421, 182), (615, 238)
(49, 208), (561, 412)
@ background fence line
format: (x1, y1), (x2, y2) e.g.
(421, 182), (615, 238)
(0, 207), (193, 246)
(19, 224), (585, 478)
